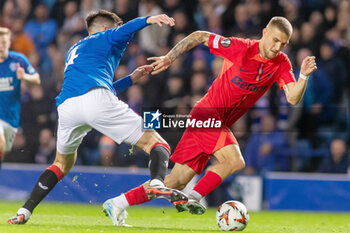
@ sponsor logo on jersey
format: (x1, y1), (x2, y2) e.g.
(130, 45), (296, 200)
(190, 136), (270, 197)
(220, 39), (231, 47)
(9, 62), (17, 72)
(0, 77), (14, 91)
(239, 68), (249, 72)
(231, 76), (268, 92)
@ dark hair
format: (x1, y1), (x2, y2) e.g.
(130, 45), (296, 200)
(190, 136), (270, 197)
(266, 16), (293, 37)
(86, 10), (123, 29)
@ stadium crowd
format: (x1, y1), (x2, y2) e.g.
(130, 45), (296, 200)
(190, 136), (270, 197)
(1, 0), (350, 174)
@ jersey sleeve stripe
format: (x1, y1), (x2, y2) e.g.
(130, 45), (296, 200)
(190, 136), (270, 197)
(213, 35), (220, 49)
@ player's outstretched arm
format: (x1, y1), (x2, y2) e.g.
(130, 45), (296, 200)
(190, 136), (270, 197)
(113, 65), (153, 94)
(148, 31), (211, 75)
(113, 15), (174, 43)
(16, 63), (40, 85)
(146, 14), (175, 27)
(283, 56), (317, 105)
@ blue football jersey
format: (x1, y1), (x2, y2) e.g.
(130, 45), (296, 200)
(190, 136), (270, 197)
(56, 17), (149, 106)
(0, 51), (37, 128)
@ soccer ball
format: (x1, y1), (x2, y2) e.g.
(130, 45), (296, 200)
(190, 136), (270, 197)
(216, 200), (249, 231)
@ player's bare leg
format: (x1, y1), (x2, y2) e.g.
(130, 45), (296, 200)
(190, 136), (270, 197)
(102, 130), (188, 226)
(177, 144), (245, 215)
(8, 152), (76, 224)
(135, 131), (188, 203)
(135, 130), (169, 187)
(210, 144), (245, 180)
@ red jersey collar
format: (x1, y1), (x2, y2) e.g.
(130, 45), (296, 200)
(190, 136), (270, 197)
(251, 41), (276, 64)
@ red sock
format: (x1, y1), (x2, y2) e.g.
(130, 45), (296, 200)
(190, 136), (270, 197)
(47, 164), (64, 181)
(124, 185), (150, 206)
(193, 171), (222, 197)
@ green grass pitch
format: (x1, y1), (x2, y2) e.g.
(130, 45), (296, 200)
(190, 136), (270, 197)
(0, 201), (350, 233)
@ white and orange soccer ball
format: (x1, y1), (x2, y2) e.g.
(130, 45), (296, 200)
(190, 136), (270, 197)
(216, 200), (249, 231)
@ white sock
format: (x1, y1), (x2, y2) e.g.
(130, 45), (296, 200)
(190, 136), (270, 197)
(17, 208), (31, 220)
(112, 194), (129, 210)
(149, 179), (165, 187)
(189, 190), (202, 201)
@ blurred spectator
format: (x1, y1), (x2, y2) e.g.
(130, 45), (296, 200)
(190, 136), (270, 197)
(296, 48), (332, 147)
(62, 0), (87, 37)
(295, 22), (318, 55)
(76, 129), (101, 165)
(250, 90), (271, 132)
(3, 129), (29, 163)
(167, 10), (193, 46)
(318, 40), (347, 106)
(190, 71), (208, 96)
(138, 0), (170, 55)
(318, 138), (349, 173)
(1, 0), (15, 28)
(231, 4), (251, 36)
(24, 3), (57, 71)
(99, 135), (116, 166)
(126, 85), (144, 114)
(21, 85), (54, 158)
(34, 128), (55, 164)
(50, 0), (68, 27)
(10, 18), (37, 58)
(16, 0), (32, 20)
(161, 74), (185, 111)
(163, 0), (182, 16)
(114, 0), (137, 22)
(0, 0), (349, 171)
(231, 116), (250, 152)
(243, 114), (288, 175)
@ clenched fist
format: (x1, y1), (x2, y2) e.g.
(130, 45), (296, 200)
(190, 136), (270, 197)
(300, 56), (317, 77)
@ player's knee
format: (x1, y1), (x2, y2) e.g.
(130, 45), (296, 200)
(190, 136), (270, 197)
(137, 131), (170, 154)
(164, 175), (187, 190)
(226, 156), (245, 174)
(236, 158), (246, 171)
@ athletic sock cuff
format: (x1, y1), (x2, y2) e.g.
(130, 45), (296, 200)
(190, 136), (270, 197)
(150, 142), (171, 154)
(124, 185), (150, 206)
(47, 165), (64, 181)
(193, 170), (222, 197)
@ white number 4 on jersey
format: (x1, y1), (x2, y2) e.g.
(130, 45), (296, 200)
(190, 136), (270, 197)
(64, 46), (79, 71)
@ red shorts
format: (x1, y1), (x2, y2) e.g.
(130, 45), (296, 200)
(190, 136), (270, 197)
(170, 126), (238, 174)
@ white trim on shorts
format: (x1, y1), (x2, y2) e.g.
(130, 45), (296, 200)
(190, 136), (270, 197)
(56, 88), (144, 155)
(0, 119), (18, 152)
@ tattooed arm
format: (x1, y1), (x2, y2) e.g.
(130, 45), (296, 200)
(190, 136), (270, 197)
(148, 31), (210, 74)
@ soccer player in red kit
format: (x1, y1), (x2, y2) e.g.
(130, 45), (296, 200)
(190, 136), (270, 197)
(103, 16), (317, 222)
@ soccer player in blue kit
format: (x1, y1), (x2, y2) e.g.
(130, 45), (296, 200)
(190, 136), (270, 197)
(0, 27), (40, 166)
(8, 10), (187, 225)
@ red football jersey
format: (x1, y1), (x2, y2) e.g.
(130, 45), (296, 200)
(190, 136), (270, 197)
(196, 33), (296, 127)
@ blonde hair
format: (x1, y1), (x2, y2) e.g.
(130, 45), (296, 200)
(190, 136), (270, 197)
(266, 16), (293, 37)
(0, 27), (11, 37)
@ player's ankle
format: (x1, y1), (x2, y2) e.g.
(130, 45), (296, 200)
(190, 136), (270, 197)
(149, 179), (164, 187)
(17, 208), (31, 220)
(188, 190), (202, 201)
(111, 194), (129, 210)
